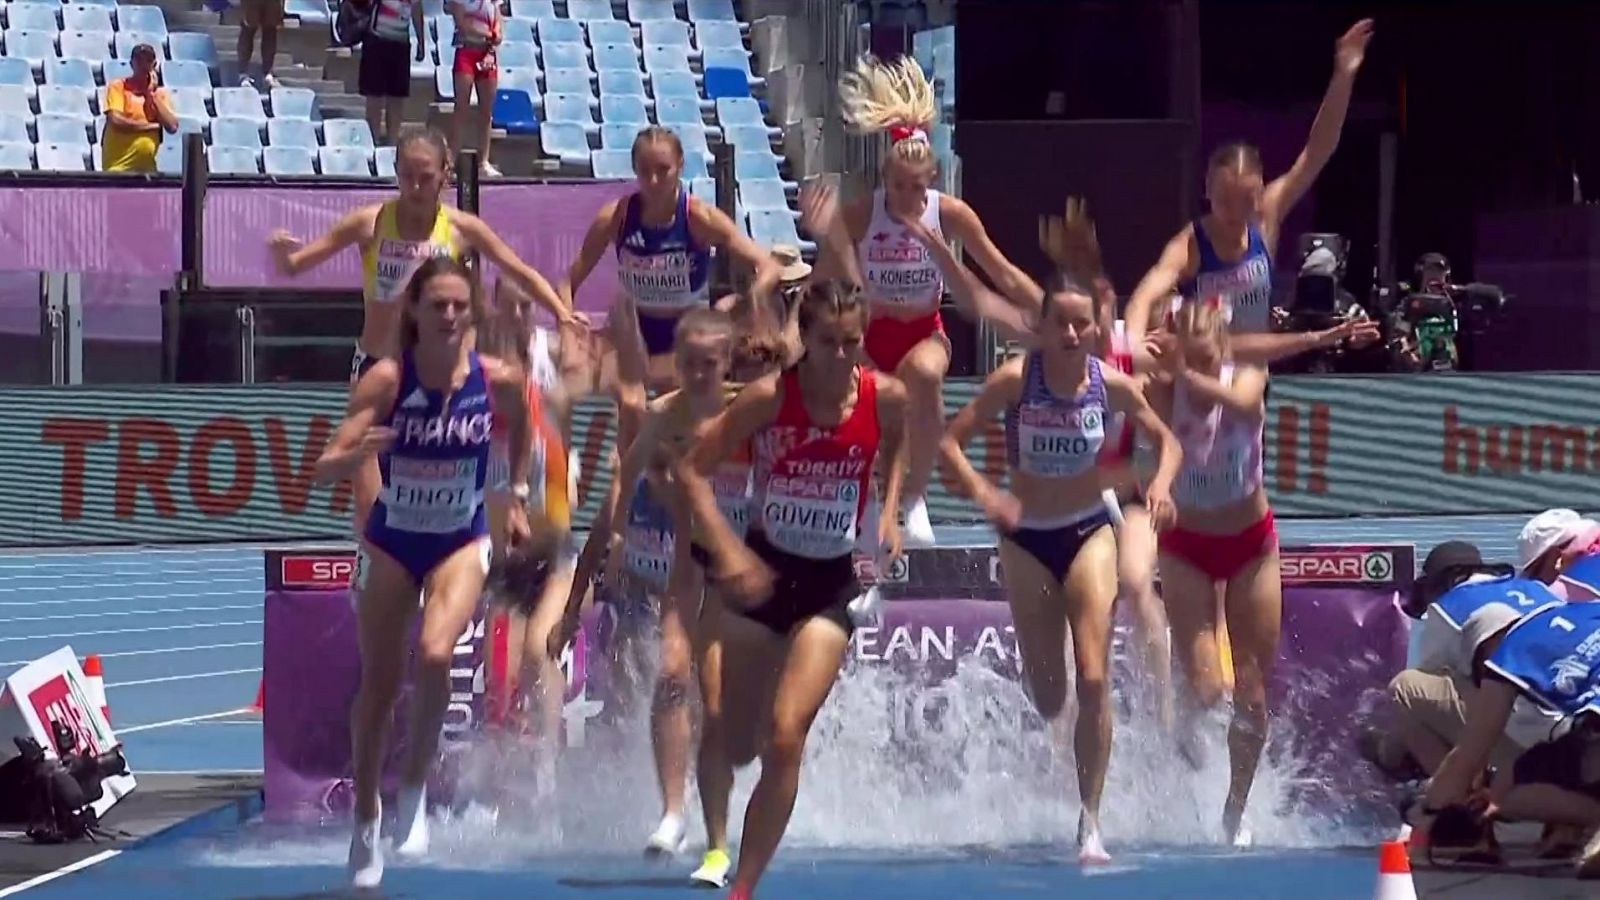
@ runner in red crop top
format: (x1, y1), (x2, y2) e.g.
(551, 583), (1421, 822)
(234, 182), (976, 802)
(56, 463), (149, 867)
(676, 281), (907, 900)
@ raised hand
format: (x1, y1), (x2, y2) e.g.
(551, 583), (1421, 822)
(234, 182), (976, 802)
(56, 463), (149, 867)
(1335, 19), (1375, 76)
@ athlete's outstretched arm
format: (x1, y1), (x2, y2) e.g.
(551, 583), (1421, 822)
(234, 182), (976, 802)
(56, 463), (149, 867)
(676, 375), (783, 589)
(1260, 19), (1373, 241)
(483, 355), (534, 547)
(798, 181), (864, 288)
(898, 210), (1036, 344)
(1422, 677), (1517, 811)
(690, 200), (783, 333)
(1124, 230), (1195, 373)
(1103, 370), (1180, 530)
(603, 397), (668, 539)
(314, 359), (401, 483)
(559, 199), (626, 311)
(1170, 358), (1268, 420)
(456, 212), (576, 326)
(940, 195), (1042, 310)
(1229, 318), (1379, 366)
(269, 204), (378, 277)
(937, 357), (1025, 527)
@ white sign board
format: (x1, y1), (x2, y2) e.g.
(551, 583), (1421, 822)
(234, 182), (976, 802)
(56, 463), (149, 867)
(0, 646), (136, 818)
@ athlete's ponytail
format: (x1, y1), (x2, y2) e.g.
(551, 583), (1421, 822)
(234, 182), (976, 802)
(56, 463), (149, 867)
(796, 279), (868, 336)
(1171, 296), (1232, 358)
(400, 256), (484, 350)
(838, 55), (938, 168)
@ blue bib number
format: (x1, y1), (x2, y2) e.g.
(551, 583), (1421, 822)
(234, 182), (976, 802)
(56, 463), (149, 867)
(1431, 577), (1558, 630)
(1485, 602), (1600, 717)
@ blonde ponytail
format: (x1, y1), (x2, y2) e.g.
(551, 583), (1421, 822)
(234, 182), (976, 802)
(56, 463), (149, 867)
(838, 55), (938, 167)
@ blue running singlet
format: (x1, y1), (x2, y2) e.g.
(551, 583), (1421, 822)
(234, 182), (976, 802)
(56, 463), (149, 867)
(1179, 218), (1273, 334)
(615, 190), (711, 356)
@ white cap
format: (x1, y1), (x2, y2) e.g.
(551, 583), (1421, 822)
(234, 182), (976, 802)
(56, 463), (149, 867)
(1518, 508), (1583, 571)
(1460, 602), (1522, 663)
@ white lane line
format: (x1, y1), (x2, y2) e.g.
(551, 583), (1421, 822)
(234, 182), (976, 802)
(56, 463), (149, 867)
(0, 641), (262, 668)
(108, 668), (261, 690)
(117, 708), (259, 734)
(0, 619), (262, 643)
(0, 586), (261, 607)
(6, 604), (262, 623)
(0, 849), (122, 897)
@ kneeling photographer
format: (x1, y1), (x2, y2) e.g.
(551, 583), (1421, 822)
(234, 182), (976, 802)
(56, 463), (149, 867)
(0, 720), (129, 843)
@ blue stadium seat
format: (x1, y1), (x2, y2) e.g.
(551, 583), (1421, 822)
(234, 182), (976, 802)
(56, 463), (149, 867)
(38, 84), (90, 116)
(600, 121), (639, 149)
(155, 134), (182, 173)
(508, 0), (555, 19)
(539, 121), (589, 168)
(5, 30), (59, 67)
(498, 67), (539, 101)
(114, 6), (168, 36)
(373, 144), (395, 177)
(115, 32), (166, 60)
(0, 59), (34, 96)
(641, 20), (690, 49)
(409, 48), (436, 81)
(212, 116), (263, 149)
(267, 117), (318, 148)
(734, 149), (779, 181)
(283, 0), (331, 24)
(213, 86), (266, 124)
(491, 87), (537, 134)
(543, 67), (594, 99)
(434, 64), (454, 100)
(61, 31), (114, 62)
(35, 112), (92, 146)
(721, 123), (767, 150)
(662, 120), (709, 157)
(544, 91), (595, 125)
(431, 14), (455, 46)
(598, 68), (645, 99)
(590, 148), (631, 178)
(652, 70), (700, 103)
(100, 57), (130, 83)
(174, 115), (207, 140)
(703, 65), (749, 100)
(586, 19), (632, 47)
(599, 94), (648, 126)
(323, 118), (375, 149)
(45, 58), (96, 90)
(167, 33), (219, 65)
(496, 41), (538, 68)
(0, 117), (27, 144)
(162, 59), (213, 92)
(715, 96), (764, 128)
(643, 44), (690, 75)
(687, 175), (715, 207)
(628, 0), (678, 23)
(0, 86), (32, 117)
(500, 17), (535, 44)
(38, 142), (88, 171)
(566, 0), (614, 21)
(687, 0), (737, 22)
(0, 142), (34, 171)
(420, 0), (444, 16)
(270, 86), (318, 119)
(263, 145), (315, 175)
(679, 150), (709, 179)
(738, 177), (788, 213)
(536, 17), (581, 46)
(318, 146), (371, 176)
(655, 95), (701, 128)
(542, 42), (588, 72)
(702, 48), (753, 81)
(748, 209), (803, 248)
(164, 88), (210, 119)
(7, 5), (61, 33)
(592, 42), (638, 73)
(694, 21), (741, 52)
(208, 144), (259, 174)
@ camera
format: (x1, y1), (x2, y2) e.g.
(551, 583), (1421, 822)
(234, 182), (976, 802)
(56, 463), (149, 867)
(1272, 233), (1383, 374)
(1388, 253), (1511, 372)
(0, 722), (130, 843)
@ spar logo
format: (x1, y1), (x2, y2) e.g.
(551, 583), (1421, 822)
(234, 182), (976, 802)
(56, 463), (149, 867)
(280, 554), (357, 589)
(1280, 549), (1395, 584)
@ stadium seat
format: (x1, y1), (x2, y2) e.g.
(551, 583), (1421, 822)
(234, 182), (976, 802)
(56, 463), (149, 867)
(75, 6), (122, 33)
(748, 209), (803, 248)
(738, 177), (789, 213)
(537, 17), (582, 45)
(652, 70), (701, 103)
(586, 19), (632, 48)
(431, 14), (455, 46)
(323, 118), (375, 149)
(500, 17), (535, 44)
(0, 59), (34, 96)
(492, 88), (537, 134)
(655, 95), (702, 128)
(270, 87), (318, 119)
(61, 31), (114, 62)
(715, 96), (764, 128)
(373, 144), (395, 177)
(115, 32), (166, 60)
(598, 68), (646, 99)
(599, 94), (649, 126)
(687, 0), (737, 22)
(0, 142), (34, 171)
(267, 117), (318, 149)
(37, 142), (88, 171)
(544, 91), (595, 126)
(641, 20), (690, 50)
(44, 58), (96, 90)
(5, 30), (59, 68)
(592, 42), (639, 73)
(663, 120), (710, 157)
(38, 84), (91, 117)
(73, 0), (116, 8)
(496, 41), (538, 69)
(7, 5), (61, 33)
(703, 65), (749, 100)
(434, 64), (454, 101)
(35, 112), (92, 146)
(542, 42), (589, 73)
(497, 67), (539, 100)
(694, 21), (742, 53)
(539, 121), (590, 168)
(643, 44), (690, 75)
(164, 87), (210, 118)
(543, 67), (594, 99)
(600, 121), (639, 149)
(283, 0), (331, 24)
(167, 33), (219, 65)
(508, 0), (555, 19)
(155, 134), (182, 173)
(628, 0), (678, 23)
(734, 149), (780, 181)
(0, 86), (31, 117)
(162, 59), (213, 92)
(263, 145), (315, 175)
(702, 47), (754, 81)
(212, 116), (263, 149)
(590, 148), (632, 178)
(114, 6), (168, 36)
(207, 144), (259, 174)
(214, 86), (266, 124)
(101, 57), (130, 83)
(567, 0), (614, 21)
(318, 146), (371, 176)
(687, 175), (716, 207)
(720, 122), (767, 150)
(679, 150), (709, 179)
(0, 118), (28, 145)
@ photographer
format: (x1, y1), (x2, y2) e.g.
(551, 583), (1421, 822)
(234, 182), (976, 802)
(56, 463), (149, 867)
(1386, 253), (1510, 372)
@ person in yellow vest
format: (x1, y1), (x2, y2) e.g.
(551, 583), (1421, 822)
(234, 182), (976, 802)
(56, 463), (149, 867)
(267, 125), (580, 533)
(102, 44), (178, 173)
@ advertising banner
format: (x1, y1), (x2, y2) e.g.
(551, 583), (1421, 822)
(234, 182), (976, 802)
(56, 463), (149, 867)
(261, 544), (1413, 822)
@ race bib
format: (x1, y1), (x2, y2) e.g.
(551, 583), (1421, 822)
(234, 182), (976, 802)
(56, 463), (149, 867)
(761, 472), (860, 559)
(385, 457), (479, 533)
(620, 251), (702, 312)
(1175, 446), (1254, 509)
(1016, 405), (1104, 478)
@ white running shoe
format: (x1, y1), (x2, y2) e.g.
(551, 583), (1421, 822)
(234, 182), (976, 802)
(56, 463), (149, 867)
(393, 783), (429, 859)
(644, 812), (687, 857)
(690, 848), (732, 888)
(902, 496), (935, 548)
(348, 809), (384, 889)
(1077, 812), (1111, 865)
(1230, 824), (1254, 849)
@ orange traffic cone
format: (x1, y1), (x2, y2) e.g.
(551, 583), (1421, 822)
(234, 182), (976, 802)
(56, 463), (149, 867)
(251, 680), (264, 714)
(83, 655), (110, 725)
(1373, 839), (1418, 900)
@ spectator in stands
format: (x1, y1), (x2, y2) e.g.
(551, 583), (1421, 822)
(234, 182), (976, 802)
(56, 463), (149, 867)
(361, 0), (427, 145)
(102, 44), (179, 173)
(446, 0), (501, 176)
(238, 0), (285, 88)
(715, 243), (809, 355)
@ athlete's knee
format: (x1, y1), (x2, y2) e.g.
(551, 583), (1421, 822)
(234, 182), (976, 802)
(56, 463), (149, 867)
(763, 716), (810, 771)
(1074, 670), (1110, 710)
(1187, 669), (1227, 709)
(1026, 672), (1071, 721)
(1231, 659), (1269, 711)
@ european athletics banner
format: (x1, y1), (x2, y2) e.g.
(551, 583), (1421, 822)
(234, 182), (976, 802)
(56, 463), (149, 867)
(260, 543), (1412, 822)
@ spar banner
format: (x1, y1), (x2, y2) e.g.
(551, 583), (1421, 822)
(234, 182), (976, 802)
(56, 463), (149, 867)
(261, 543), (1412, 822)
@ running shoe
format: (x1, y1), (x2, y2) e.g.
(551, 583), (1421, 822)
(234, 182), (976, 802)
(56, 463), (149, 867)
(645, 812), (687, 857)
(689, 848), (731, 888)
(903, 496), (935, 547)
(347, 806), (384, 888)
(394, 783), (429, 858)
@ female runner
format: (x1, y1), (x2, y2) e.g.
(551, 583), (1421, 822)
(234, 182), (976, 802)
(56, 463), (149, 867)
(822, 55), (1041, 546)
(270, 125), (575, 532)
(1147, 299), (1276, 846)
(938, 258), (1180, 863)
(676, 282), (907, 900)
(1122, 19), (1376, 368)
(312, 257), (539, 888)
